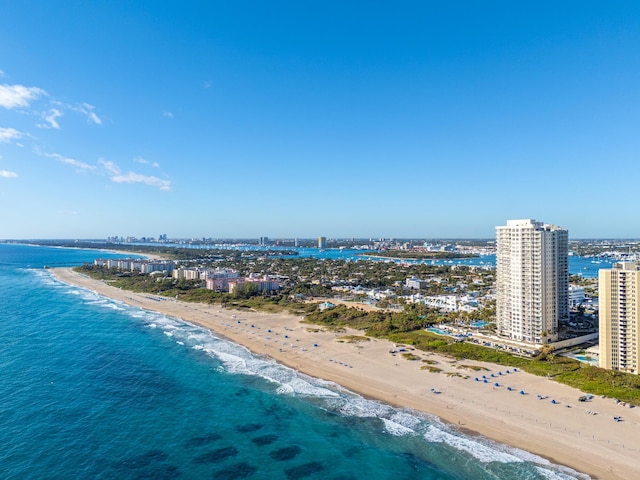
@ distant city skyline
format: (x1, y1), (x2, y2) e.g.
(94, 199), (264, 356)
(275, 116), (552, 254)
(2, 2), (640, 239)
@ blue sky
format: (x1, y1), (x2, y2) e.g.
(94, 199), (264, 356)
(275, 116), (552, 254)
(1, 1), (639, 239)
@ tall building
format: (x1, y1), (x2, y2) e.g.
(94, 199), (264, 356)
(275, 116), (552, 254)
(318, 236), (327, 249)
(496, 219), (568, 345)
(599, 262), (640, 374)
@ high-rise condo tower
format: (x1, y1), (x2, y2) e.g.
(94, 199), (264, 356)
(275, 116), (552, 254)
(599, 262), (640, 374)
(496, 219), (569, 344)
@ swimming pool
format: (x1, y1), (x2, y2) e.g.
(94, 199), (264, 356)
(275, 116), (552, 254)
(426, 327), (450, 336)
(565, 353), (599, 365)
(470, 321), (488, 328)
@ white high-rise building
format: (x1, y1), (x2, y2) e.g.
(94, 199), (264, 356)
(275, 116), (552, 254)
(496, 219), (569, 345)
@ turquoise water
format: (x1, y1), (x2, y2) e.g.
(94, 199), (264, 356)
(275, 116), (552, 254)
(0, 244), (588, 479)
(426, 328), (451, 336)
(470, 322), (488, 328)
(567, 354), (599, 366)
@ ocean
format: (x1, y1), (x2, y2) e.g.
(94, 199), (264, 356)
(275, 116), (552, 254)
(0, 244), (588, 479)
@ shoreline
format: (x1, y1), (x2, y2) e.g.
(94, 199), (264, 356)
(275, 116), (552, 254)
(52, 267), (640, 479)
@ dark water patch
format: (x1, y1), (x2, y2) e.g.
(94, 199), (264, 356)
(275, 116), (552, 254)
(285, 461), (324, 479)
(193, 446), (239, 464)
(118, 449), (169, 469)
(234, 388), (250, 397)
(116, 450), (180, 479)
(401, 451), (436, 471)
(270, 446), (302, 461)
(90, 347), (180, 408)
(263, 401), (296, 421)
(343, 446), (363, 458)
(251, 434), (278, 446)
(330, 476), (358, 480)
(185, 433), (222, 448)
(214, 462), (258, 480)
(235, 423), (263, 433)
(133, 463), (180, 480)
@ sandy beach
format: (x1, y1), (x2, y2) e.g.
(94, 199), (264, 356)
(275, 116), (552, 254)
(53, 267), (640, 479)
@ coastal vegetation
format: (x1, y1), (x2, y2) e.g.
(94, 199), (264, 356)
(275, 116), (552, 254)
(401, 352), (422, 361)
(336, 335), (370, 343)
(420, 365), (442, 373)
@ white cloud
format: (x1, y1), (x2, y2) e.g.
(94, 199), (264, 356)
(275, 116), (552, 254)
(0, 170), (18, 178)
(98, 159), (120, 175)
(45, 152), (96, 172)
(110, 171), (171, 191)
(36, 153), (172, 191)
(97, 158), (170, 190)
(78, 103), (102, 124)
(0, 83), (46, 109)
(0, 70), (5, 77)
(64, 102), (102, 125)
(133, 156), (161, 168)
(163, 111), (173, 118)
(38, 108), (63, 129)
(0, 127), (22, 143)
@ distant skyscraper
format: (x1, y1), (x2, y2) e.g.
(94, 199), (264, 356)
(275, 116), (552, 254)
(496, 219), (568, 344)
(599, 262), (640, 374)
(318, 236), (327, 249)
(259, 236), (269, 246)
